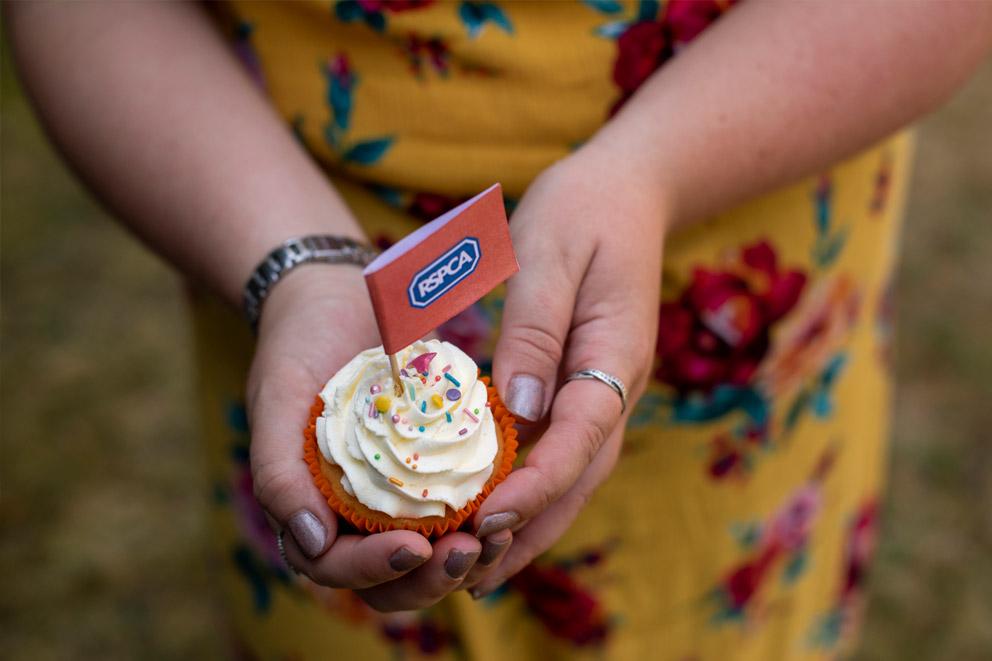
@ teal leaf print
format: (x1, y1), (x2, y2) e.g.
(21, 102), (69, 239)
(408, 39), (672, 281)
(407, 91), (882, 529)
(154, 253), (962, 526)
(812, 228), (848, 268)
(636, 0), (661, 22)
(782, 548), (808, 584)
(583, 0), (623, 13)
(671, 385), (769, 425)
(343, 137), (395, 165)
(594, 20), (631, 38)
(459, 1), (513, 39)
(811, 174), (848, 268)
(335, 0), (387, 32)
(335, 0), (365, 22)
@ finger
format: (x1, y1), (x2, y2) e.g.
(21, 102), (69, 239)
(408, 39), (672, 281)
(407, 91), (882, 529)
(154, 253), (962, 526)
(473, 375), (624, 536)
(492, 219), (581, 423)
(460, 528), (513, 590)
(478, 238), (657, 536)
(470, 427), (623, 598)
(248, 361), (344, 560)
(283, 529), (433, 589)
(355, 532), (482, 612)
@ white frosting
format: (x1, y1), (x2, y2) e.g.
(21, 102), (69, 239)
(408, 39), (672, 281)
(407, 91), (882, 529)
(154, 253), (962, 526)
(316, 339), (497, 518)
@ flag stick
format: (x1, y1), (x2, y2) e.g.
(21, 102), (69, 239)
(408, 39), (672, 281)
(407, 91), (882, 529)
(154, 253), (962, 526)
(388, 352), (404, 396)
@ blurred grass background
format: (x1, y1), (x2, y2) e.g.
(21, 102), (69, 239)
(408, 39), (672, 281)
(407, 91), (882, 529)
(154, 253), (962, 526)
(2, 31), (990, 660)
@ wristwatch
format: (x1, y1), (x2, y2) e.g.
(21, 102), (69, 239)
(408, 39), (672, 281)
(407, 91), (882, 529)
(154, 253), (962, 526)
(242, 235), (379, 330)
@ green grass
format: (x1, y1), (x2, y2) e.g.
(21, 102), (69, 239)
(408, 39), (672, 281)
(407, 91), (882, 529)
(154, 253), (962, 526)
(2, 35), (991, 660)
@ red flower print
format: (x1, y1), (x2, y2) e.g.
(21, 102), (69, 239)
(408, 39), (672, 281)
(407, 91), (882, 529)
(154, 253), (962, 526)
(402, 33), (452, 78)
(358, 0), (434, 12)
(231, 466), (283, 568)
(509, 564), (609, 646)
(842, 501), (878, 601)
(613, 21), (668, 93)
(725, 546), (777, 609)
(437, 304), (491, 364)
(664, 0), (737, 50)
(408, 191), (463, 222)
(656, 240), (807, 394)
(767, 485), (821, 552)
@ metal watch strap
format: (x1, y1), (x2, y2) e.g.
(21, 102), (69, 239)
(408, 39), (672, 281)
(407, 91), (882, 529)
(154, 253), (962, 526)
(242, 235), (379, 330)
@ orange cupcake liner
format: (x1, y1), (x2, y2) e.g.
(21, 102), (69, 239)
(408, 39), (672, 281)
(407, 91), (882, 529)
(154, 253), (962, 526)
(303, 376), (518, 538)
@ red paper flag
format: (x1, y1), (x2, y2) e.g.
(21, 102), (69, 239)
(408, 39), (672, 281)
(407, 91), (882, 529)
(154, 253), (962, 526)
(364, 184), (518, 355)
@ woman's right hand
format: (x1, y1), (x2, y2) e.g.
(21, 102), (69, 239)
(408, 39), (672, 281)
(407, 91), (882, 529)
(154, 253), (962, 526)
(244, 265), (512, 611)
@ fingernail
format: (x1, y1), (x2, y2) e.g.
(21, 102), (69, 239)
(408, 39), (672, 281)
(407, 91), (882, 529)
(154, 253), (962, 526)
(476, 511), (520, 539)
(389, 546), (428, 572)
(478, 529), (512, 566)
(444, 549), (479, 579)
(505, 374), (545, 422)
(287, 510), (326, 559)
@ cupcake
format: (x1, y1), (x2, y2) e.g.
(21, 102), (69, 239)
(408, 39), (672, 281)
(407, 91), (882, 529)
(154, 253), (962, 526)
(304, 339), (517, 537)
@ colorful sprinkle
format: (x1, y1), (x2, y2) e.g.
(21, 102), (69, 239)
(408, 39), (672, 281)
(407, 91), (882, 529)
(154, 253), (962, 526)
(364, 396), (370, 403)
(445, 412), (452, 423)
(374, 453), (380, 460)
(434, 375), (441, 382)
(445, 388), (461, 401)
(463, 408), (479, 423)
(474, 408), (480, 415)
(400, 369), (409, 378)
(412, 464), (417, 470)
(391, 414), (400, 424)
(485, 401), (491, 408)
(413, 453), (419, 460)
(420, 401), (427, 413)
(374, 395), (392, 413)
(442, 364), (452, 373)
(388, 477), (404, 487)
(405, 457), (411, 464)
(406, 352), (437, 373)
(444, 373), (461, 387)
(407, 383), (416, 401)
(419, 425), (426, 432)
(431, 394), (444, 408)
(458, 428), (468, 436)
(367, 402), (376, 418)
(422, 489), (429, 497)
(420, 377), (428, 385)
(370, 384), (382, 395)
(408, 425), (413, 431)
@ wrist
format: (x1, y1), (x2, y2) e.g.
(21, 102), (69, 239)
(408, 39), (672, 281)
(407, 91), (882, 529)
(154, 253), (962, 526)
(563, 141), (675, 237)
(256, 262), (375, 337)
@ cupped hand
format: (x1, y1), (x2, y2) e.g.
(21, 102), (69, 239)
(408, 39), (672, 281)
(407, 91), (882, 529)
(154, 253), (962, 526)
(467, 145), (668, 590)
(245, 264), (508, 611)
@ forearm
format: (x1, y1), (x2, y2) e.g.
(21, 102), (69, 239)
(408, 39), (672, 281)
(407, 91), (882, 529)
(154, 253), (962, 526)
(6, 0), (365, 306)
(584, 0), (992, 230)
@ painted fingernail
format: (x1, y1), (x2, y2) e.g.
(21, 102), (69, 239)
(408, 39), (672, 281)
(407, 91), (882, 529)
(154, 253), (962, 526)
(505, 374), (545, 422)
(444, 549), (480, 579)
(478, 529), (512, 566)
(287, 510), (327, 559)
(476, 511), (520, 539)
(389, 546), (428, 572)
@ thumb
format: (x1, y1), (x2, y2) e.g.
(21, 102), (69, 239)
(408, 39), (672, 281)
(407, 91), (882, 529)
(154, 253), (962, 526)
(493, 244), (577, 423)
(247, 368), (339, 560)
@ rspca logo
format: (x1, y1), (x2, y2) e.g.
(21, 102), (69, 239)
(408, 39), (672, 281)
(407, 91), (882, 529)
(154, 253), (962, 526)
(408, 238), (481, 308)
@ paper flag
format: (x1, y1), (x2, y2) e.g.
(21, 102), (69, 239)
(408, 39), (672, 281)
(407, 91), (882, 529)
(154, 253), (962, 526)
(364, 183), (518, 355)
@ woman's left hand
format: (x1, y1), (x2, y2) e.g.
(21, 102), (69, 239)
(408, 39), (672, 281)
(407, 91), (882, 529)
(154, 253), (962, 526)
(463, 144), (668, 595)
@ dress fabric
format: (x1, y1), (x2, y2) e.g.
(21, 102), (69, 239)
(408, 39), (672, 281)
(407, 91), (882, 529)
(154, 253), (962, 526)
(193, 2), (913, 659)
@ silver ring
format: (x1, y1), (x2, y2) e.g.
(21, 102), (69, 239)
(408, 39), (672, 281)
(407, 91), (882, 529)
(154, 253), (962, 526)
(276, 529), (298, 574)
(564, 369), (628, 413)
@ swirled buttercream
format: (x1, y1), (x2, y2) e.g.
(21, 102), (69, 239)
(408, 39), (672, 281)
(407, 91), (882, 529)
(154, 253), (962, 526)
(316, 339), (497, 518)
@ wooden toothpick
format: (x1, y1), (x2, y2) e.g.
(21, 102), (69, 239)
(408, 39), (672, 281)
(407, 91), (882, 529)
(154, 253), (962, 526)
(388, 352), (403, 396)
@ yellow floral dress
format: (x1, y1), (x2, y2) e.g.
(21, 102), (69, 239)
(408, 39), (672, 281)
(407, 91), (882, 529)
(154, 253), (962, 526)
(193, 2), (913, 659)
